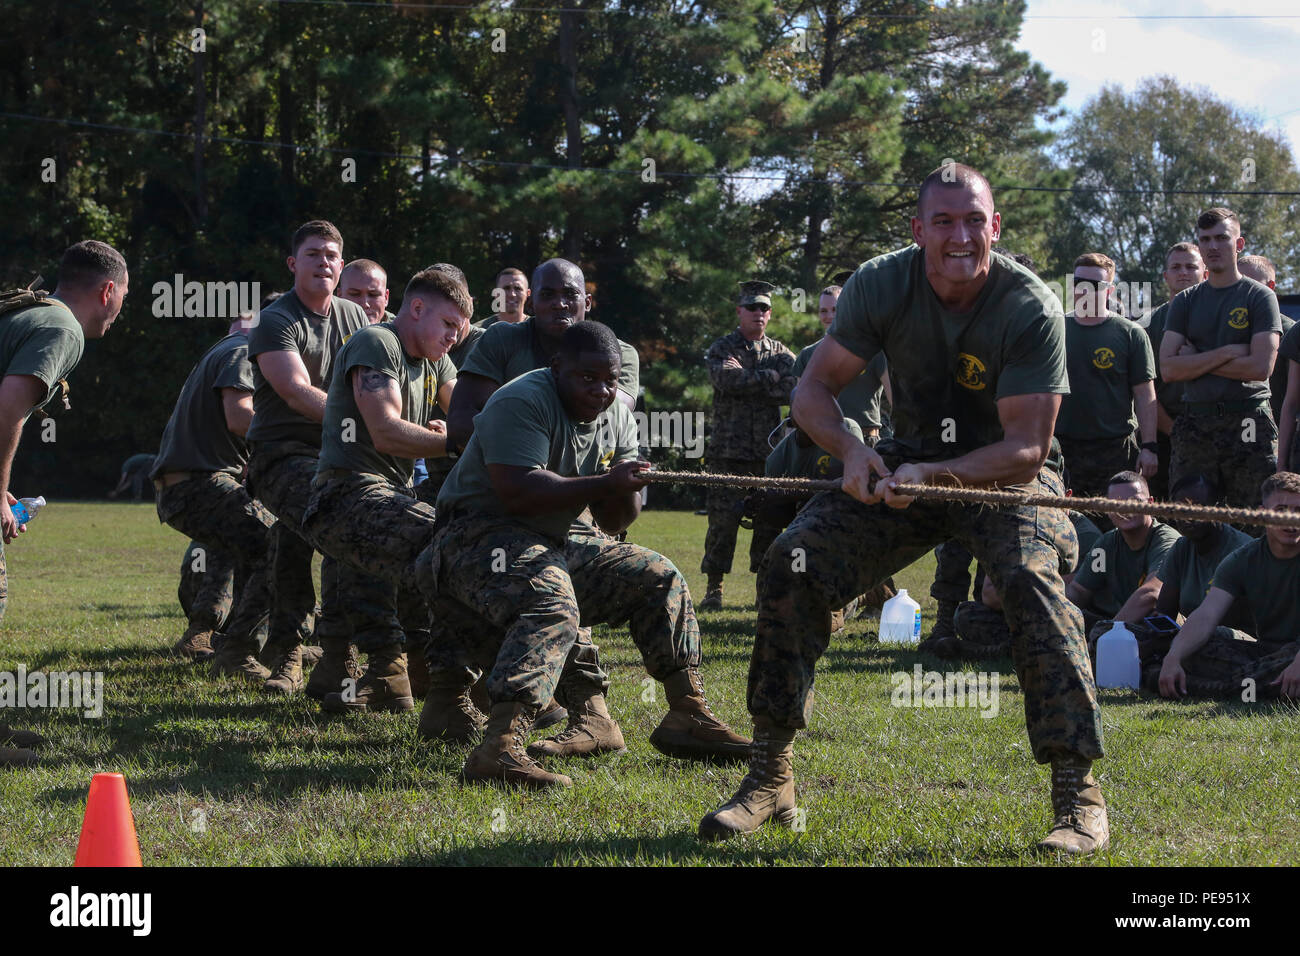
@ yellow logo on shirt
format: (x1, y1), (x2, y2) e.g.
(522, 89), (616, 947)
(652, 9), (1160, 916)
(816, 454), (831, 476)
(1092, 347), (1116, 370)
(955, 353), (987, 391)
(1228, 307), (1250, 330)
(600, 449), (615, 469)
(424, 372), (435, 396)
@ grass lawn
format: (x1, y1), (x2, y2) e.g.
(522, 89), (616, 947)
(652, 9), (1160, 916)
(1, 501), (1297, 866)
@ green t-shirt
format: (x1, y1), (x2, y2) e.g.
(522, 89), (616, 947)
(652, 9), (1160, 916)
(1156, 525), (1254, 623)
(1269, 314), (1296, 420)
(1145, 301), (1186, 418)
(1074, 521), (1181, 618)
(793, 340), (887, 430)
(1069, 511), (1103, 574)
(152, 333), (255, 477)
(246, 289), (370, 446)
(1164, 277), (1282, 404)
(460, 317), (640, 399)
(437, 368), (639, 542)
(1211, 536), (1300, 645)
(829, 247), (1068, 459)
(317, 323), (456, 487)
(765, 418), (864, 479)
(1280, 318), (1300, 365)
(0, 300), (84, 423)
(1054, 313), (1155, 440)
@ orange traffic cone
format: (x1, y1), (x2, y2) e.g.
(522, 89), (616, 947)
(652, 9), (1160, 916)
(74, 772), (142, 867)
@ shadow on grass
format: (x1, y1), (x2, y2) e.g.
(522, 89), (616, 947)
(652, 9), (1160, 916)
(77, 603), (180, 620)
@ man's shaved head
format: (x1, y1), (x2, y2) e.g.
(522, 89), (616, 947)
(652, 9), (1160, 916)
(341, 258), (386, 283)
(528, 258), (590, 342)
(917, 163), (993, 217)
(531, 257), (583, 291)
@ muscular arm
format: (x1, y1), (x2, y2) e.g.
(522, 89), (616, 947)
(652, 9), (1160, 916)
(352, 367), (446, 459)
(436, 377), (456, 416)
(220, 388), (254, 437)
(1114, 574), (1161, 624)
(1212, 331), (1279, 382)
(0, 374), (48, 541)
(909, 392), (1059, 490)
(1158, 587), (1235, 697)
(446, 372), (497, 448)
(1279, 361), (1300, 471)
(590, 468), (643, 534)
(487, 460), (648, 531)
(1158, 331), (1247, 383)
(256, 350), (328, 423)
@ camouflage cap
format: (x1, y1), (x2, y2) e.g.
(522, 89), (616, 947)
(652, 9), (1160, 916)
(737, 280), (775, 307)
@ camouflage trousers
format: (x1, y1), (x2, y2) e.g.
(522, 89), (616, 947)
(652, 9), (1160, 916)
(952, 600), (1012, 658)
(931, 539), (983, 606)
(1057, 433), (1138, 502)
(702, 457), (766, 576)
(749, 466), (1103, 765)
(422, 514), (701, 707)
(746, 491), (808, 576)
(301, 473), (434, 651)
(178, 539), (236, 633)
(157, 472), (274, 646)
(1170, 407), (1277, 513)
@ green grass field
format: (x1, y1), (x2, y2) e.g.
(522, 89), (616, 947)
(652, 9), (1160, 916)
(2, 501), (1297, 866)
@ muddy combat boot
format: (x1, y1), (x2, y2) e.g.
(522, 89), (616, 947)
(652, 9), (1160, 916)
(698, 574), (724, 611)
(406, 634), (430, 700)
(462, 702), (572, 790)
(211, 634), (272, 683)
(698, 718), (797, 841)
(650, 667), (751, 762)
(536, 697), (568, 731)
(527, 692), (626, 758)
(417, 683), (487, 744)
(174, 624), (216, 662)
(0, 725), (45, 749)
(262, 644), (304, 695)
(304, 637), (363, 701)
(300, 644), (324, 667)
(0, 746), (39, 768)
(1036, 760), (1110, 855)
(321, 642), (414, 714)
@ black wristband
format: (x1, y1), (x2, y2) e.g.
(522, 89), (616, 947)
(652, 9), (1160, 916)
(1141, 441), (1159, 453)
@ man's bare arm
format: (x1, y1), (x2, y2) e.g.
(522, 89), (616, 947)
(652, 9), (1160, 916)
(352, 367), (446, 459)
(1212, 331), (1279, 382)
(446, 372), (497, 448)
(220, 388), (254, 437)
(0, 374), (49, 541)
(257, 350), (327, 423)
(1159, 331), (1246, 382)
(487, 460), (648, 521)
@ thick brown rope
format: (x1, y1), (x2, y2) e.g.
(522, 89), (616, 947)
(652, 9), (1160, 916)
(644, 469), (1300, 528)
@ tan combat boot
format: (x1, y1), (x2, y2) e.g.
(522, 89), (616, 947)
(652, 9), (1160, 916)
(526, 692), (626, 758)
(0, 725), (45, 749)
(174, 624), (216, 662)
(304, 637), (363, 701)
(650, 667), (751, 762)
(211, 634), (272, 683)
(0, 746), (38, 768)
(698, 575), (724, 611)
(417, 683), (487, 744)
(1036, 760), (1110, 855)
(320, 642), (414, 713)
(535, 697), (568, 731)
(262, 644), (304, 695)
(462, 701), (572, 789)
(698, 718), (797, 841)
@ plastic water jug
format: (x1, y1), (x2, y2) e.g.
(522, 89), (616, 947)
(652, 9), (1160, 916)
(10, 495), (46, 525)
(880, 589), (922, 643)
(1095, 621), (1141, 689)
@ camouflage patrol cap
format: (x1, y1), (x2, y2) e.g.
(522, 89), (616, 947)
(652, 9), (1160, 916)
(738, 280), (775, 307)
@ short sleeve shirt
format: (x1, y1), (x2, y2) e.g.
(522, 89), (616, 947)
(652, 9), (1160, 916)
(1155, 526), (1253, 623)
(1074, 521), (1181, 618)
(317, 323), (456, 487)
(1068, 512), (1103, 574)
(1210, 537), (1300, 645)
(1145, 302), (1185, 416)
(794, 341), (887, 430)
(829, 247), (1068, 458)
(460, 318), (640, 399)
(1054, 313), (1155, 440)
(152, 333), (255, 477)
(246, 290), (370, 446)
(1164, 277), (1281, 403)
(0, 300), (85, 423)
(764, 418), (864, 479)
(435, 368), (640, 542)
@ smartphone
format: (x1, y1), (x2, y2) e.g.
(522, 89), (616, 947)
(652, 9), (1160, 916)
(1143, 614), (1179, 636)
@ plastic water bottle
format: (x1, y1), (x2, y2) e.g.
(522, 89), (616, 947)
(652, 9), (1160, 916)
(880, 589), (922, 643)
(10, 495), (46, 525)
(1096, 621), (1141, 689)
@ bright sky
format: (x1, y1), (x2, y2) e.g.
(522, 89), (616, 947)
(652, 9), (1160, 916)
(1018, 0), (1300, 165)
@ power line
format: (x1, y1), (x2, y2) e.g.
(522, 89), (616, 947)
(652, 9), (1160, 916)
(3, 109), (1299, 197)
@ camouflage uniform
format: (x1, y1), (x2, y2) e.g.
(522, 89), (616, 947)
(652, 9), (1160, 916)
(1169, 407), (1277, 512)
(930, 540), (982, 610)
(177, 539), (236, 634)
(1138, 628), (1299, 698)
(703, 329), (797, 575)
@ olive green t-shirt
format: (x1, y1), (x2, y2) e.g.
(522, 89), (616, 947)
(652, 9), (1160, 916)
(460, 317), (640, 400)
(1211, 536), (1300, 645)
(317, 323), (456, 488)
(1054, 313), (1155, 440)
(436, 368), (640, 543)
(152, 333), (255, 477)
(0, 300), (84, 423)
(765, 418), (864, 479)
(1144, 302), (1185, 417)
(1164, 277), (1282, 404)
(246, 289), (370, 446)
(829, 247), (1068, 458)
(1280, 318), (1300, 366)
(1156, 525), (1254, 623)
(793, 341), (887, 431)
(1074, 521), (1181, 618)
(1069, 511), (1103, 574)
(1269, 314), (1296, 420)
